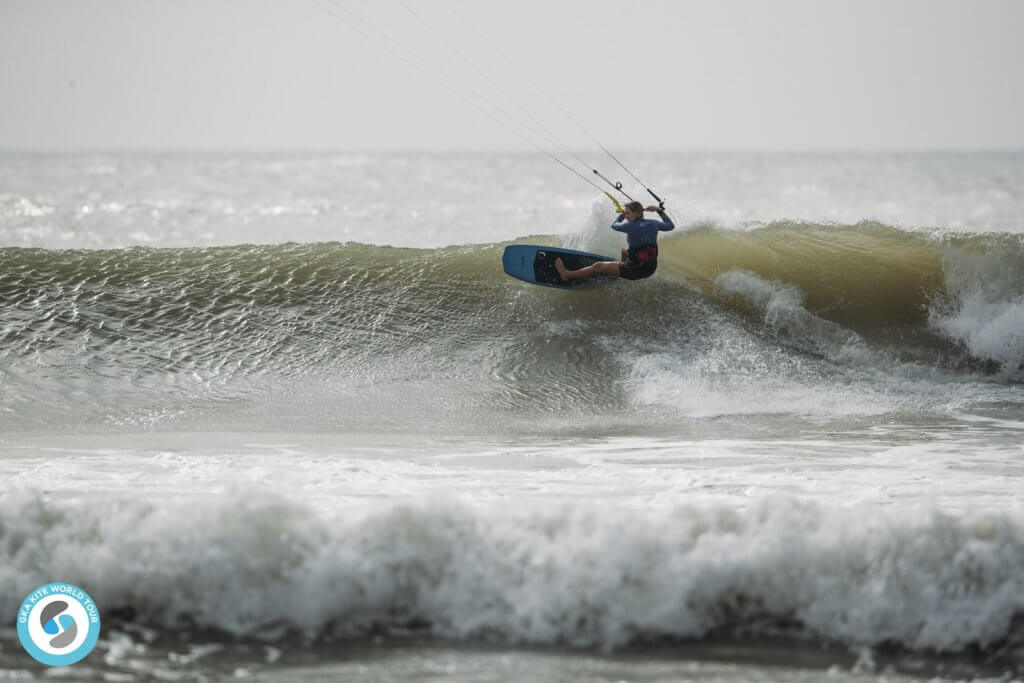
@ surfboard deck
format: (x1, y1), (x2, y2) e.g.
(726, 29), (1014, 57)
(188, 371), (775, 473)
(502, 245), (616, 289)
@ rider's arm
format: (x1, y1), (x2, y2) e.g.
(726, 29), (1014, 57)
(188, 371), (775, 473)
(656, 209), (675, 231)
(611, 213), (628, 232)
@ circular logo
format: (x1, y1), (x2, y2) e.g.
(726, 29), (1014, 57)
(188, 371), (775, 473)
(17, 583), (100, 667)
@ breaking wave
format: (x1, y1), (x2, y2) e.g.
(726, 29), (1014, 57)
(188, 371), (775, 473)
(1, 490), (1021, 656)
(0, 222), (1020, 431)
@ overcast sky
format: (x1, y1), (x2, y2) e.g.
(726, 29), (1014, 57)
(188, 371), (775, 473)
(2, 0), (1022, 151)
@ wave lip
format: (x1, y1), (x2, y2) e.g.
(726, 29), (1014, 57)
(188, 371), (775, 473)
(2, 491), (1022, 656)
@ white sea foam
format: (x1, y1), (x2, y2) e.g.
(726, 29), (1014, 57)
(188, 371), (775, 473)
(630, 349), (893, 418)
(932, 242), (1024, 379)
(627, 269), (892, 418)
(1, 490), (1021, 652)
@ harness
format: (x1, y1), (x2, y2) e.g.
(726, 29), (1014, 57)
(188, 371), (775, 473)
(630, 246), (659, 263)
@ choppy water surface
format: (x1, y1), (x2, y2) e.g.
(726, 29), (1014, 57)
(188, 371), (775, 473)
(1, 152), (1022, 681)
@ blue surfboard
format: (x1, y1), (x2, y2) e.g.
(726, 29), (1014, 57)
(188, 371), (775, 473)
(502, 244), (615, 289)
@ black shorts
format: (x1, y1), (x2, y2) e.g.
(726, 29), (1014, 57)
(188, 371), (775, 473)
(619, 258), (657, 280)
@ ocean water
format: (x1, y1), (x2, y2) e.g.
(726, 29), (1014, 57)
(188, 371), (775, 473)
(1, 151), (1022, 682)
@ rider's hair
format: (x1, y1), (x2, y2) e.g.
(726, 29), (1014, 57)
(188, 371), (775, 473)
(624, 201), (644, 214)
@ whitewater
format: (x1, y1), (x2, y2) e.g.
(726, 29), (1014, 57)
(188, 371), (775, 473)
(1, 151), (1022, 682)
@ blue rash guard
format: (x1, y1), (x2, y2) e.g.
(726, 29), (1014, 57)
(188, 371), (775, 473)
(611, 210), (675, 249)
(611, 210), (674, 280)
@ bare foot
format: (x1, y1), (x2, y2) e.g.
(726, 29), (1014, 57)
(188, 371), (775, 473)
(554, 257), (571, 282)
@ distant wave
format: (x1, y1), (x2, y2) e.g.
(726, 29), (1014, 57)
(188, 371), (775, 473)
(2, 489), (1021, 657)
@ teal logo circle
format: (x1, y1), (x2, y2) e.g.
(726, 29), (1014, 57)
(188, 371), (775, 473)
(16, 583), (100, 667)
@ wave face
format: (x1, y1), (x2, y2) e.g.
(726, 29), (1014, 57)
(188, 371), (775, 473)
(662, 222), (948, 326)
(659, 222), (1024, 375)
(0, 223), (1021, 432)
(2, 490), (1021, 655)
